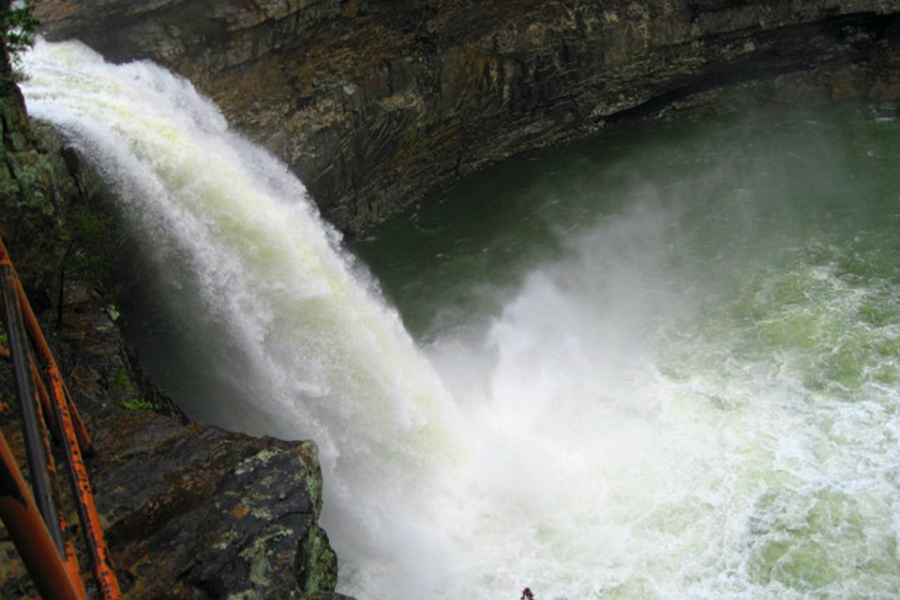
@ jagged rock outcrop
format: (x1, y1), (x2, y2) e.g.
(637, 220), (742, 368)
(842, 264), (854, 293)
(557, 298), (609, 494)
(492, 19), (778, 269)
(0, 33), (342, 599)
(85, 411), (338, 600)
(34, 0), (900, 235)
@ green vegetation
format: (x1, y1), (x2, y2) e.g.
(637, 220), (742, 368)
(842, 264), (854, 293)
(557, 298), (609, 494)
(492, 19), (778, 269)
(121, 397), (157, 411)
(4, 0), (40, 76)
(112, 362), (157, 411)
(10, 152), (56, 216)
(111, 362), (131, 391)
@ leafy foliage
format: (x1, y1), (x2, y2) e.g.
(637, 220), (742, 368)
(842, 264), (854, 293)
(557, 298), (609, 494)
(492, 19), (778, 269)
(4, 1), (40, 77)
(6, 2), (39, 55)
(121, 397), (157, 411)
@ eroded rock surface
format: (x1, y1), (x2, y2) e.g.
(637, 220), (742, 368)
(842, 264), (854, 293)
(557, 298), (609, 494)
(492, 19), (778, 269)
(34, 0), (900, 234)
(90, 411), (337, 600)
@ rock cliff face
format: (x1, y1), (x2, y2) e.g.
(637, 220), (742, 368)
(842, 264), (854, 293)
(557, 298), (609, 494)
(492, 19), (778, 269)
(34, 0), (900, 235)
(83, 412), (338, 600)
(0, 34), (341, 599)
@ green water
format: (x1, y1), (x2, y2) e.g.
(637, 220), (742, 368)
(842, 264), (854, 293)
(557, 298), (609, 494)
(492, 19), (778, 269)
(356, 110), (900, 343)
(352, 108), (900, 599)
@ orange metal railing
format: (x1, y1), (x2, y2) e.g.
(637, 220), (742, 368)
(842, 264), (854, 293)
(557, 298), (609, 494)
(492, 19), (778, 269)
(0, 430), (85, 600)
(0, 237), (122, 600)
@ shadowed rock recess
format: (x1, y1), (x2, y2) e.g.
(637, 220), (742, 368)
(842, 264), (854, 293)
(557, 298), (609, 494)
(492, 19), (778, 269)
(34, 0), (900, 235)
(0, 28), (341, 600)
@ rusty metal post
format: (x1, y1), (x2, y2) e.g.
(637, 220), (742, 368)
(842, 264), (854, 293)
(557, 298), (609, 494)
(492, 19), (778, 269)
(0, 238), (122, 600)
(31, 357), (90, 600)
(0, 429), (87, 600)
(48, 379), (124, 600)
(0, 263), (66, 555)
(1, 345), (82, 450)
(0, 239), (92, 454)
(44, 351), (123, 600)
(31, 358), (58, 438)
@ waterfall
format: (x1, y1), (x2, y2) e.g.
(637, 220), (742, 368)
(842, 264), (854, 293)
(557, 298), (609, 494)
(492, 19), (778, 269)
(21, 39), (468, 598)
(23, 40), (900, 600)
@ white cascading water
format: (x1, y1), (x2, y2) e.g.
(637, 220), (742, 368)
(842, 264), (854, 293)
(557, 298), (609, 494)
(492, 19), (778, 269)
(21, 39), (467, 598)
(22, 40), (900, 600)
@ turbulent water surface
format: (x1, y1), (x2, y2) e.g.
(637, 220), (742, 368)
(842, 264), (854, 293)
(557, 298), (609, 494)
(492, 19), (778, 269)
(24, 40), (900, 600)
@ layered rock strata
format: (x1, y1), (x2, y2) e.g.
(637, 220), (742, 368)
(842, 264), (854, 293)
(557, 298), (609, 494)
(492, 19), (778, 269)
(34, 0), (900, 235)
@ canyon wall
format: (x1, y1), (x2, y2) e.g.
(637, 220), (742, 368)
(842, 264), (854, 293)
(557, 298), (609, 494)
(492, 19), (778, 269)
(34, 0), (900, 235)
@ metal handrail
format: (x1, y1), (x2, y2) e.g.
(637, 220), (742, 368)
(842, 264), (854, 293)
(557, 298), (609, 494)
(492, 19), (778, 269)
(0, 430), (86, 600)
(0, 237), (122, 600)
(0, 261), (66, 553)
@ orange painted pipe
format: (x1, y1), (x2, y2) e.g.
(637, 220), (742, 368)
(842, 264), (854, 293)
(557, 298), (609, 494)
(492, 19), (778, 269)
(62, 381), (91, 454)
(0, 238), (122, 600)
(63, 536), (89, 600)
(34, 367), (90, 600)
(0, 240), (92, 454)
(45, 358), (124, 600)
(0, 429), (87, 600)
(31, 359), (57, 440)
(1, 264), (66, 555)
(2, 264), (86, 595)
(3, 344), (83, 453)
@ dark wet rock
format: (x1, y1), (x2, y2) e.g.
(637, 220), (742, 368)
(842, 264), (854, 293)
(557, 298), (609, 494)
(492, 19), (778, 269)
(307, 593), (359, 600)
(34, 0), (900, 236)
(90, 410), (337, 600)
(3, 404), (341, 600)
